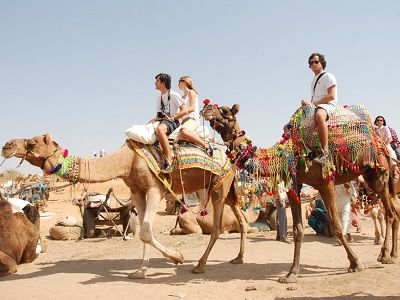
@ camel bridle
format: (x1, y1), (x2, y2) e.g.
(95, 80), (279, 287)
(202, 104), (243, 152)
(23, 139), (60, 170)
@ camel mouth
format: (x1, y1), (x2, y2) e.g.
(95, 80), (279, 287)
(1, 147), (16, 159)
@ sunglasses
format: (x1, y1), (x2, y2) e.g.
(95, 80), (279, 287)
(309, 60), (321, 66)
(376, 119), (384, 122)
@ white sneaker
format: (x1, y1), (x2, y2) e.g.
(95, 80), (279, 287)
(314, 152), (329, 165)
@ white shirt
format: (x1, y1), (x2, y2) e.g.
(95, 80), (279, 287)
(184, 93), (199, 120)
(311, 72), (338, 104)
(156, 90), (185, 122)
(375, 125), (392, 145)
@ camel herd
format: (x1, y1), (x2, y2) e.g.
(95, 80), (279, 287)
(1, 103), (400, 282)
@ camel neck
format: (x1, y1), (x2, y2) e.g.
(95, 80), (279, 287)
(76, 143), (134, 183)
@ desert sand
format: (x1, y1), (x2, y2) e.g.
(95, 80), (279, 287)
(1, 179), (400, 300)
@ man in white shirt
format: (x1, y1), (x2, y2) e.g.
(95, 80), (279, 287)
(301, 52), (337, 165)
(154, 73), (187, 173)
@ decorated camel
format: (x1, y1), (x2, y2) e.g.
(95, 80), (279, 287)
(0, 193), (45, 276)
(202, 102), (400, 283)
(171, 190), (260, 235)
(2, 134), (248, 278)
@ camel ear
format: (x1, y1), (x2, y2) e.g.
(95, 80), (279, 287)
(43, 133), (52, 145)
(231, 104), (240, 116)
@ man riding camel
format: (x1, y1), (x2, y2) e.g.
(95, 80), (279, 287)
(154, 73), (187, 173)
(301, 52), (337, 165)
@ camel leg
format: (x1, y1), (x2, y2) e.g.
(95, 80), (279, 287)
(141, 188), (184, 261)
(0, 251), (17, 277)
(391, 215), (399, 259)
(192, 190), (226, 274)
(228, 196), (247, 265)
(170, 214), (203, 235)
(128, 189), (183, 280)
(321, 182), (362, 273)
(376, 188), (395, 264)
(378, 209), (385, 242)
(371, 208), (383, 245)
(128, 190), (150, 279)
(279, 185), (303, 283)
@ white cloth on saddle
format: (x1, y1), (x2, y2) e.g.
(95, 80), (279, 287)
(125, 121), (160, 144)
(7, 197), (32, 213)
(125, 121), (211, 144)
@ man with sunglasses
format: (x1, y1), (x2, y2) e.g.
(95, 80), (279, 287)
(301, 52), (337, 165)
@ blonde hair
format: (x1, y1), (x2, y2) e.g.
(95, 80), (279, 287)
(179, 76), (197, 93)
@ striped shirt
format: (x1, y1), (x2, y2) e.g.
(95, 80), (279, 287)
(389, 127), (400, 147)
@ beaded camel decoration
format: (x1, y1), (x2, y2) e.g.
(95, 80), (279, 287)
(202, 100), (400, 283)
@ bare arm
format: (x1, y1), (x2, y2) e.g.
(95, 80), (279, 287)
(172, 104), (188, 121)
(186, 90), (197, 114)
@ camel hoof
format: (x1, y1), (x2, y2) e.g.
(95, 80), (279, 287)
(348, 265), (363, 273)
(380, 256), (395, 264)
(170, 251), (184, 265)
(128, 269), (147, 279)
(374, 238), (383, 245)
(191, 266), (205, 274)
(278, 274), (298, 284)
(230, 257), (243, 264)
(391, 252), (398, 259)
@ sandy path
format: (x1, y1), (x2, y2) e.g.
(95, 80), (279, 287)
(1, 180), (399, 300)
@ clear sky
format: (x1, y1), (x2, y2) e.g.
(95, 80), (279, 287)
(1, 1), (400, 174)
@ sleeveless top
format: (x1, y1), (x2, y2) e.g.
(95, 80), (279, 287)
(184, 92), (199, 120)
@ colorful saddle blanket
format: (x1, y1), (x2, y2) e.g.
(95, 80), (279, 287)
(289, 104), (388, 170)
(129, 140), (230, 177)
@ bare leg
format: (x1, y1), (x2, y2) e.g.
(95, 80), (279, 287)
(180, 128), (206, 148)
(315, 109), (328, 153)
(156, 124), (172, 163)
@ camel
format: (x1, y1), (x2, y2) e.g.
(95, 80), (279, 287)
(2, 134), (247, 278)
(0, 194), (44, 276)
(171, 190), (260, 235)
(202, 103), (400, 283)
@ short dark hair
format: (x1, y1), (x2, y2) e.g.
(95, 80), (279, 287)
(374, 115), (387, 126)
(155, 73), (171, 90)
(309, 52), (327, 69)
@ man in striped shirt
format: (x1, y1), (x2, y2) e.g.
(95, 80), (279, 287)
(388, 127), (400, 160)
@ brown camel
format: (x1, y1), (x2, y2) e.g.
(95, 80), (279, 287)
(171, 190), (260, 235)
(0, 195), (43, 276)
(2, 134), (247, 277)
(202, 103), (400, 283)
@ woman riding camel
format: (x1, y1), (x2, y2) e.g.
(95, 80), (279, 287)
(373, 115), (398, 178)
(178, 76), (213, 157)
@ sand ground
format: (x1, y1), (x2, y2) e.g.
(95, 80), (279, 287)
(1, 179), (400, 300)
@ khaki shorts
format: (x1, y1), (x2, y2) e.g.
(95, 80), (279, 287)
(180, 118), (199, 132)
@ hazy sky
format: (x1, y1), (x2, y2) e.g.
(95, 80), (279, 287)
(1, 1), (400, 174)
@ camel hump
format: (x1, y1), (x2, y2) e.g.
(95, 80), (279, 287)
(290, 104), (374, 157)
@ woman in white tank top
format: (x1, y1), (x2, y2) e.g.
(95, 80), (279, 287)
(178, 76), (213, 156)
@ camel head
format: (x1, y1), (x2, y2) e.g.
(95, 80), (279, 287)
(202, 103), (241, 144)
(2, 134), (62, 172)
